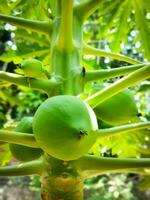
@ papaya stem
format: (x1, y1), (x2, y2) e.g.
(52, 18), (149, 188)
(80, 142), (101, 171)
(0, 14), (53, 37)
(85, 63), (148, 81)
(95, 121), (150, 139)
(41, 155), (84, 200)
(0, 71), (61, 95)
(0, 129), (39, 148)
(85, 64), (150, 108)
(57, 0), (74, 51)
(0, 159), (43, 176)
(73, 155), (150, 178)
(83, 45), (142, 64)
(75, 0), (105, 21)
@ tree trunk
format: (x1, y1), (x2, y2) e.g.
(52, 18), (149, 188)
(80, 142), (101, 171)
(41, 155), (84, 200)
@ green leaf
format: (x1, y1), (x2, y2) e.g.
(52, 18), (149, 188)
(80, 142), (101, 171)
(85, 0), (150, 61)
(141, 0), (150, 13)
(110, 0), (131, 52)
(0, 1), (11, 14)
(99, 0), (125, 39)
(90, 129), (150, 158)
(132, 0), (150, 61)
(49, 0), (57, 16)
(0, 49), (49, 64)
(15, 29), (50, 47)
(0, 88), (22, 106)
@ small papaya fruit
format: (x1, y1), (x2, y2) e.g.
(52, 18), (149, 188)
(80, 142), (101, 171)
(9, 117), (43, 162)
(20, 58), (49, 79)
(93, 86), (138, 126)
(33, 95), (98, 161)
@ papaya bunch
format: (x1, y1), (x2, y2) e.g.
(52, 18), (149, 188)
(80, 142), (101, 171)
(9, 83), (140, 161)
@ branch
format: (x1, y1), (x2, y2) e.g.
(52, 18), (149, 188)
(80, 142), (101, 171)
(57, 0), (74, 50)
(0, 159), (43, 176)
(95, 121), (150, 139)
(85, 64), (150, 108)
(75, 0), (105, 21)
(0, 129), (39, 148)
(83, 45), (142, 64)
(73, 155), (150, 178)
(0, 14), (53, 37)
(0, 71), (61, 95)
(85, 63), (147, 82)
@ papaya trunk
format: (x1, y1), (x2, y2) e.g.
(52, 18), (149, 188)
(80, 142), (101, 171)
(40, 1), (85, 199)
(41, 155), (84, 200)
(49, 0), (83, 95)
(41, 174), (83, 200)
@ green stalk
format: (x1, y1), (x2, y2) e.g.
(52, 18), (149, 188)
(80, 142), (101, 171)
(81, 167), (150, 178)
(85, 64), (150, 108)
(0, 130), (39, 148)
(57, 0), (74, 51)
(0, 14), (53, 36)
(0, 159), (43, 176)
(75, 0), (105, 21)
(73, 155), (150, 178)
(0, 71), (61, 95)
(50, 1), (83, 95)
(95, 121), (150, 139)
(83, 45), (142, 64)
(85, 63), (148, 81)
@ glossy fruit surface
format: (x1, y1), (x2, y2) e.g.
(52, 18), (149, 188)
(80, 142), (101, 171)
(20, 58), (48, 79)
(94, 89), (138, 126)
(33, 95), (98, 160)
(9, 117), (43, 162)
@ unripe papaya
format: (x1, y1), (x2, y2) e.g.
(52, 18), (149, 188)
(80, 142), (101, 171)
(94, 88), (138, 126)
(9, 117), (43, 162)
(20, 58), (49, 79)
(33, 95), (98, 161)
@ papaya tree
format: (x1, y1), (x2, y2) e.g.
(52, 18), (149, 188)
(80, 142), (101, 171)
(0, 0), (150, 199)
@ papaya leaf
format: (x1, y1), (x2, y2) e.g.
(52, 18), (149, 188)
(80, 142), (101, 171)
(0, 89), (22, 106)
(0, 49), (49, 64)
(140, 0), (150, 13)
(49, 0), (57, 16)
(0, 0), (11, 15)
(132, 0), (150, 61)
(15, 29), (50, 47)
(85, 0), (150, 61)
(90, 129), (150, 158)
(98, 0), (125, 40)
(110, 0), (131, 52)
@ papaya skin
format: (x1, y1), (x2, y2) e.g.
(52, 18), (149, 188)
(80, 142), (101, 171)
(90, 84), (138, 126)
(9, 117), (43, 162)
(20, 58), (48, 79)
(94, 90), (138, 126)
(33, 95), (98, 161)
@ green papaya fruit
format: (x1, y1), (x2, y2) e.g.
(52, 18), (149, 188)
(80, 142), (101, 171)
(20, 59), (49, 79)
(33, 95), (98, 161)
(9, 117), (43, 162)
(94, 89), (138, 126)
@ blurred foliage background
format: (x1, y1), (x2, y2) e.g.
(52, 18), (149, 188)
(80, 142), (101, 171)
(0, 0), (150, 199)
